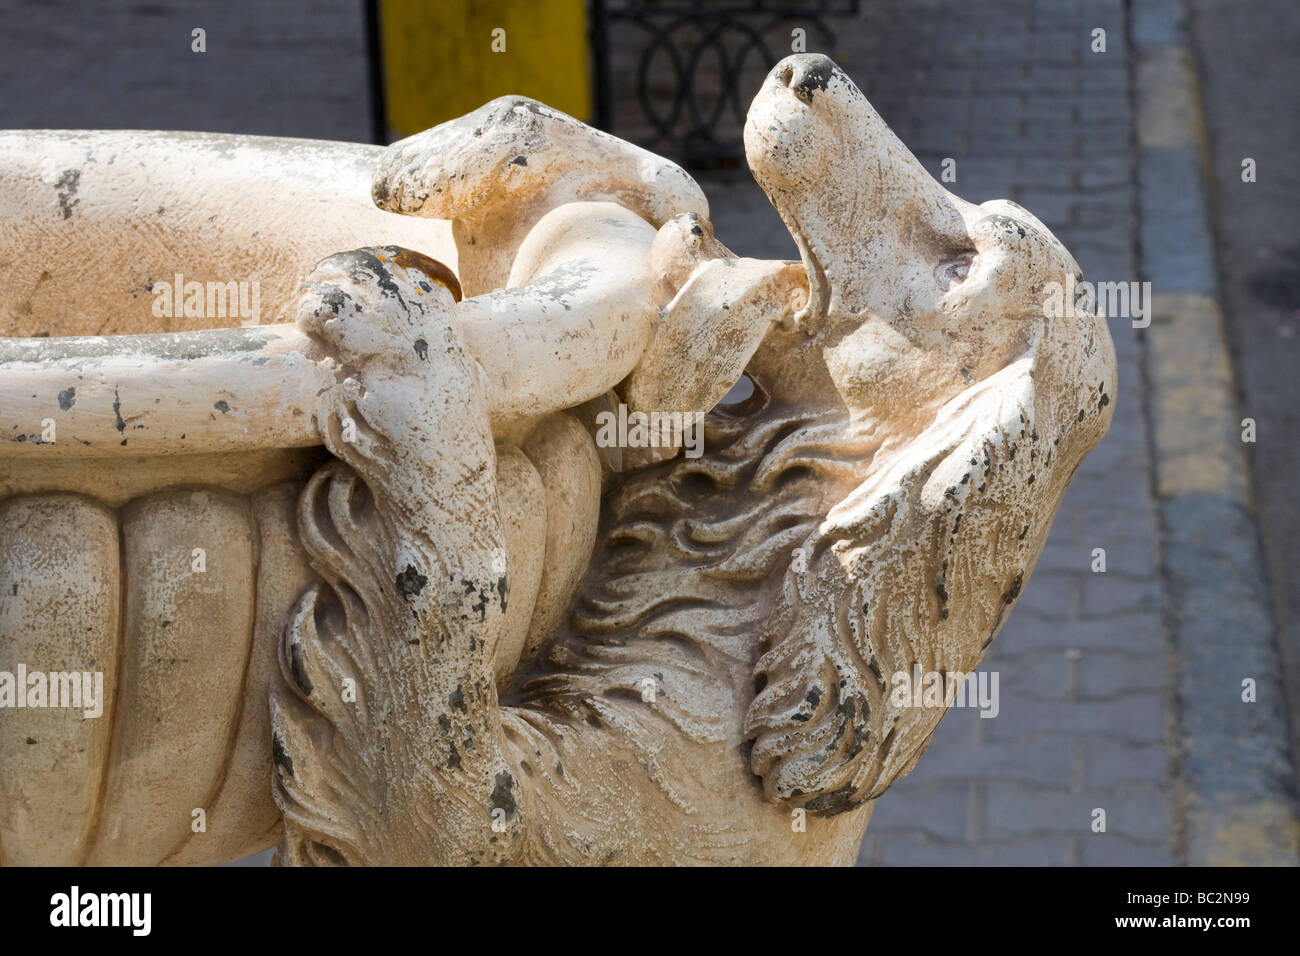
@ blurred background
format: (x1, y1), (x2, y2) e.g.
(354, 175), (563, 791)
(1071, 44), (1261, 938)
(1, 0), (1295, 866)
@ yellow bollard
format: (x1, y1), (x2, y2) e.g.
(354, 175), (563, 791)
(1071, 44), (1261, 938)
(379, 0), (591, 139)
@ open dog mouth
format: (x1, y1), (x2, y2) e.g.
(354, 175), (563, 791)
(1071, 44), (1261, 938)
(783, 215), (831, 328)
(742, 118), (832, 329)
(745, 53), (996, 334)
(743, 59), (842, 330)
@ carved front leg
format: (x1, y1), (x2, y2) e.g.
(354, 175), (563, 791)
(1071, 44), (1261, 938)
(270, 246), (522, 865)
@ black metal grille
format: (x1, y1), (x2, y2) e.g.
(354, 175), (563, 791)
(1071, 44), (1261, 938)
(590, 0), (860, 169)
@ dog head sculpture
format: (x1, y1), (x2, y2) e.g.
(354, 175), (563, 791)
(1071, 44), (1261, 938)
(745, 54), (1095, 421)
(728, 54), (1117, 810)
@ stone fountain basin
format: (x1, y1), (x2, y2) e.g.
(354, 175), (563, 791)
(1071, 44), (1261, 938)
(0, 130), (458, 498)
(0, 131), (457, 865)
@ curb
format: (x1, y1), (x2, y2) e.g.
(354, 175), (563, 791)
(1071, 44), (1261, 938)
(1132, 0), (1300, 864)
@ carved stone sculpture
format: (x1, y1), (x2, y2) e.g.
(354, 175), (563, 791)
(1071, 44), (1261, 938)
(0, 55), (1115, 865)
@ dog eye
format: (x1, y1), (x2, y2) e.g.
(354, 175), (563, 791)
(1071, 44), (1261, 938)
(936, 252), (976, 290)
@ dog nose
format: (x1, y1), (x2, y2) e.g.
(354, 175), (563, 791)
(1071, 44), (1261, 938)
(775, 53), (840, 104)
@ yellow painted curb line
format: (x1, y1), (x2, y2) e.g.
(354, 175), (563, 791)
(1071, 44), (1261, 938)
(1147, 293), (1251, 502)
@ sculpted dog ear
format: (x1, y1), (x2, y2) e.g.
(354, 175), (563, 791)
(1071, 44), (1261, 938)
(745, 357), (1054, 813)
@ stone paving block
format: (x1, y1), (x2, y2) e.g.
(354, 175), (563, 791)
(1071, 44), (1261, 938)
(897, 724), (1077, 786)
(1031, 540), (1096, 575)
(1071, 186), (1134, 214)
(1081, 437), (1154, 486)
(985, 692), (1166, 742)
(1014, 571), (1080, 618)
(1076, 96), (1134, 123)
(1081, 419), (1153, 475)
(1077, 652), (1168, 697)
(1081, 56), (1132, 78)
(1015, 189), (1073, 228)
(985, 781), (1171, 842)
(859, 783), (975, 843)
(1081, 573), (1163, 617)
(1022, 117), (1089, 146)
(1073, 201), (1134, 230)
(1070, 442), (1150, 486)
(982, 782), (1085, 838)
(1066, 243), (1140, 282)
(1083, 738), (1172, 788)
(1079, 837), (1175, 865)
(998, 648), (1073, 700)
(1071, 505), (1163, 551)
(1066, 502), (1159, 546)
(1074, 538), (1159, 580)
(861, 834), (1072, 866)
(1067, 511), (1158, 555)
(1138, 150), (1218, 294)
(1078, 156), (1133, 187)
(1012, 614), (1164, 656)
(1067, 507), (1160, 557)
(964, 117), (1028, 142)
(1079, 126), (1133, 155)
(1026, 66), (1080, 94)
(912, 97), (972, 125)
(1017, 157), (1077, 188)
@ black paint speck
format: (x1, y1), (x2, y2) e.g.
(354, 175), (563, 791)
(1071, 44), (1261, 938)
(490, 771), (517, 819)
(272, 733), (294, 776)
(55, 168), (80, 219)
(395, 564), (428, 601)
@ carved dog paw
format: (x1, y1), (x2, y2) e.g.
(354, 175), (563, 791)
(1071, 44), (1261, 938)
(295, 245), (470, 473)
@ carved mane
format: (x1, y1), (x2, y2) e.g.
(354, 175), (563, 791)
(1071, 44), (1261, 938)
(513, 393), (875, 718)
